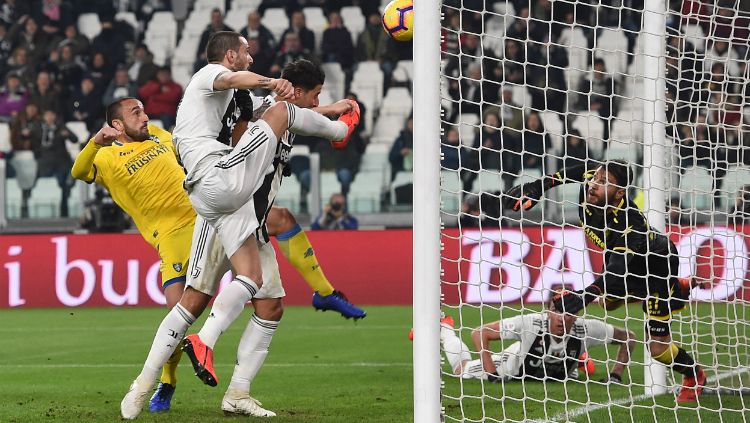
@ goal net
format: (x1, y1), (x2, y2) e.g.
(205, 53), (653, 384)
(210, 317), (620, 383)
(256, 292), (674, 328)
(432, 0), (750, 421)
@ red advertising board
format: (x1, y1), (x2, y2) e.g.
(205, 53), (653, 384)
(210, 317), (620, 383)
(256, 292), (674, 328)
(0, 226), (748, 308)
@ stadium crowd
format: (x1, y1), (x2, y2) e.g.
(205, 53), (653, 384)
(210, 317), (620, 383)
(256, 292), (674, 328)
(0, 0), (748, 225)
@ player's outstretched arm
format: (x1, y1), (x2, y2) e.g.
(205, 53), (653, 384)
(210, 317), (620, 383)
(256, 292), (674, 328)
(608, 326), (636, 381)
(313, 99), (354, 118)
(502, 162), (590, 211)
(213, 71), (294, 99)
(70, 126), (121, 183)
(471, 321), (502, 376)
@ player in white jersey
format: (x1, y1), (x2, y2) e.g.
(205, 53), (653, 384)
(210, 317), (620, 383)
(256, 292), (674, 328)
(121, 31), (358, 419)
(441, 297), (635, 383)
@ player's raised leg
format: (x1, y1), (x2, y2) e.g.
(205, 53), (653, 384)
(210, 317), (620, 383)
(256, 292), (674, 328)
(648, 326), (705, 403)
(267, 206), (366, 319)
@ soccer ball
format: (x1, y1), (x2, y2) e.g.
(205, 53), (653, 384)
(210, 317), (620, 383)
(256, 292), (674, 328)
(381, 0), (414, 42)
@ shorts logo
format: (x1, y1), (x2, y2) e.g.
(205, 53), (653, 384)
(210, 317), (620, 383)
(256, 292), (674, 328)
(173, 263), (183, 272)
(304, 247), (314, 258)
(191, 266), (202, 278)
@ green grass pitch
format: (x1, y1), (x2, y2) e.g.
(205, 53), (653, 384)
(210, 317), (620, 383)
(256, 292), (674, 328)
(2, 304), (750, 422)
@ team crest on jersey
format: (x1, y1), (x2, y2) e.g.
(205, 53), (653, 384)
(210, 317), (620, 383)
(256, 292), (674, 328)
(173, 263), (183, 272)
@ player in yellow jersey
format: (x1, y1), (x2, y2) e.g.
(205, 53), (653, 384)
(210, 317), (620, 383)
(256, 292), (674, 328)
(72, 97), (365, 415)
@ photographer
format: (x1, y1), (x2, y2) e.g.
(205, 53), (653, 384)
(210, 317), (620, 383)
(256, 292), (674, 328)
(311, 193), (358, 230)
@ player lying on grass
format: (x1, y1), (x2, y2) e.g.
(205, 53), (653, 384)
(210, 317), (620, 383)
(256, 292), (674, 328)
(121, 33), (360, 419)
(440, 296), (635, 383)
(502, 160), (705, 403)
(71, 98), (363, 416)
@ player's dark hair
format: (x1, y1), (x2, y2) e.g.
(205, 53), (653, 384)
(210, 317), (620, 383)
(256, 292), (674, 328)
(280, 59), (325, 90)
(105, 97), (138, 126)
(206, 31), (242, 62)
(604, 159), (633, 188)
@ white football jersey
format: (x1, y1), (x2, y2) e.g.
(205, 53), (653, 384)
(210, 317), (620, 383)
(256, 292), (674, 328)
(172, 63), (235, 185)
(499, 313), (612, 380)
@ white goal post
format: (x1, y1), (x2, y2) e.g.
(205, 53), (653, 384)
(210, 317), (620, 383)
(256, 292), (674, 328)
(415, 0), (750, 421)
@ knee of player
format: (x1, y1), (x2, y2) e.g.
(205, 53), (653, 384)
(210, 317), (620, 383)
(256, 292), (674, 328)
(268, 206), (297, 234)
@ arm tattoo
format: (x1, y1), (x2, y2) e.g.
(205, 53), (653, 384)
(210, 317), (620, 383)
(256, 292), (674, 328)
(256, 78), (272, 87)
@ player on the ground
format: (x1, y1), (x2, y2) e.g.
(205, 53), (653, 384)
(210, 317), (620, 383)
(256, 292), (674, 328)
(121, 30), (359, 419)
(440, 297), (635, 383)
(502, 160), (705, 402)
(73, 99), (363, 416)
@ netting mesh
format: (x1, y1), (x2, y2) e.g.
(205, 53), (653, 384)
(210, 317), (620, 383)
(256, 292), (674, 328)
(438, 0), (750, 421)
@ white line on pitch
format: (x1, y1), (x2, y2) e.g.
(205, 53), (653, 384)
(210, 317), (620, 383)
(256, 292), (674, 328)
(0, 362), (412, 369)
(541, 366), (750, 422)
(0, 324), (408, 332)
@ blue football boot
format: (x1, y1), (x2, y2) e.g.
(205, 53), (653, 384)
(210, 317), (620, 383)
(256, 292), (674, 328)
(149, 382), (175, 413)
(312, 290), (367, 320)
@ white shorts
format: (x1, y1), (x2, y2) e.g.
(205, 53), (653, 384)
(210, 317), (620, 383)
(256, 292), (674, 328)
(188, 120), (278, 257)
(460, 342), (522, 380)
(187, 215), (285, 299)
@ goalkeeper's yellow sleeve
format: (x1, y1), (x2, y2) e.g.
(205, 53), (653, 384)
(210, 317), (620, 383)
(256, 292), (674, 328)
(71, 140), (103, 183)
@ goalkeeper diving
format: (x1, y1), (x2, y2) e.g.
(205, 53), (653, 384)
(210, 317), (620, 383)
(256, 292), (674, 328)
(440, 295), (635, 383)
(500, 160), (705, 403)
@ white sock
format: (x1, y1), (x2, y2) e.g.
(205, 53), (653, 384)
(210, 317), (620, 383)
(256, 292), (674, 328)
(285, 102), (347, 140)
(441, 326), (471, 373)
(137, 304), (195, 385)
(228, 314), (279, 393)
(198, 275), (260, 349)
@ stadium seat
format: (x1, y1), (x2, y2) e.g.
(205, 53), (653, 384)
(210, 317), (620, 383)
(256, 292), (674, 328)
(224, 8), (248, 30)
(679, 167), (714, 211)
(341, 6), (365, 41)
(392, 60), (413, 84)
(320, 63), (345, 102)
(303, 7), (327, 51)
(571, 112), (605, 158)
(77, 13), (101, 40)
(276, 173), (301, 214)
(722, 166), (750, 211)
(29, 177), (61, 219)
(371, 114), (407, 144)
(380, 87), (412, 120)
(683, 24), (706, 52)
(471, 170), (505, 194)
(458, 113), (480, 147)
(0, 122), (10, 154)
(440, 170), (462, 214)
(65, 121), (90, 160)
(232, 0), (262, 12)
(349, 169), (384, 213)
(318, 89), (334, 107)
(595, 27), (629, 77)
(360, 143), (391, 193)
(390, 171), (413, 205)
(558, 180), (581, 212)
(491, 1), (515, 31)
(262, 8), (289, 43)
(195, 0), (224, 13)
(540, 111), (565, 153)
(183, 9), (211, 38)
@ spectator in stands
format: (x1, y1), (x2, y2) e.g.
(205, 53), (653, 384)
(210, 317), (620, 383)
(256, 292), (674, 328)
(442, 127), (461, 171)
(54, 43), (86, 96)
(321, 11), (354, 72)
(559, 129), (588, 170)
(282, 10), (315, 54)
(9, 102), (40, 218)
(32, 109), (76, 217)
(578, 58), (616, 141)
(129, 44), (159, 87)
(0, 0), (33, 27)
(195, 8), (234, 72)
(270, 32), (315, 77)
(388, 116), (413, 181)
(677, 114), (727, 207)
(40, 0), (74, 33)
(729, 185), (750, 227)
(28, 70), (62, 115)
(103, 67), (137, 107)
(0, 21), (13, 78)
(521, 111), (550, 172)
(459, 194), (481, 228)
(0, 72), (27, 123)
(240, 11), (276, 54)
(311, 193), (359, 230)
(247, 37), (273, 76)
(88, 51), (114, 97)
(68, 75), (101, 131)
(501, 39), (525, 85)
(7, 47), (33, 87)
(355, 12), (397, 84)
(60, 24), (90, 58)
(704, 40), (742, 77)
(13, 16), (53, 68)
(138, 66), (182, 129)
(473, 112), (503, 171)
(92, 14), (130, 67)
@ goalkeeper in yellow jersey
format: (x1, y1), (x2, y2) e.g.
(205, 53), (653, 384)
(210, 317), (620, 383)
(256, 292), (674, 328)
(502, 160), (704, 403)
(71, 97), (365, 414)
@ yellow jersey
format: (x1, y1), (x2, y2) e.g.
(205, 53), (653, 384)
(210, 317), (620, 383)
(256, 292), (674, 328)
(71, 124), (196, 247)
